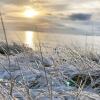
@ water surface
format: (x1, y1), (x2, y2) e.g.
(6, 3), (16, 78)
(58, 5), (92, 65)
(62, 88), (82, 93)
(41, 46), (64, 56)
(0, 31), (100, 52)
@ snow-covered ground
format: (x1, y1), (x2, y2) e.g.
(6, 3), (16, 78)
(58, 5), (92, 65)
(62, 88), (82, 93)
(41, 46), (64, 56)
(0, 44), (100, 100)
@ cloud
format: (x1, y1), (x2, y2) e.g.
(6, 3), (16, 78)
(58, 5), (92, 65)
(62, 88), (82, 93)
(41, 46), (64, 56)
(42, 4), (68, 11)
(0, 0), (100, 36)
(69, 13), (92, 21)
(0, 0), (30, 5)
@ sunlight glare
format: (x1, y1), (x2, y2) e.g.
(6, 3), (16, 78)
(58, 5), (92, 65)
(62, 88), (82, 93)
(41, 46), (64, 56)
(24, 7), (38, 18)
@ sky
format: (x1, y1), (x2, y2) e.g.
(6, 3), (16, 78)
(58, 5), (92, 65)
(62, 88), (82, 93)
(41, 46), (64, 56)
(0, 0), (100, 35)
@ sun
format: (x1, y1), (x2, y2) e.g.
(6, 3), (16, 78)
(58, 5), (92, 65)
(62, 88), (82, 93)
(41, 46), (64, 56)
(24, 7), (38, 18)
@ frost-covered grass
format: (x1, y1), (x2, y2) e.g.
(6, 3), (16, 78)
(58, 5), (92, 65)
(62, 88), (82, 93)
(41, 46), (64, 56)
(0, 42), (32, 55)
(0, 43), (100, 100)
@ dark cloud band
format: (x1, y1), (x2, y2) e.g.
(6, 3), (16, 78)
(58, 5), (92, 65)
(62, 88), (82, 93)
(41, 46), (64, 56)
(69, 13), (92, 21)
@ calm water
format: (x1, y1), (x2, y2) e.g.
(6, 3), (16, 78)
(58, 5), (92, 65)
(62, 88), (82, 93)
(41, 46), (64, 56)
(0, 31), (100, 52)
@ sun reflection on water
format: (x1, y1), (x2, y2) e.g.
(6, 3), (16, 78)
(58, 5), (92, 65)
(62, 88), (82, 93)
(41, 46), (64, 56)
(25, 31), (35, 50)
